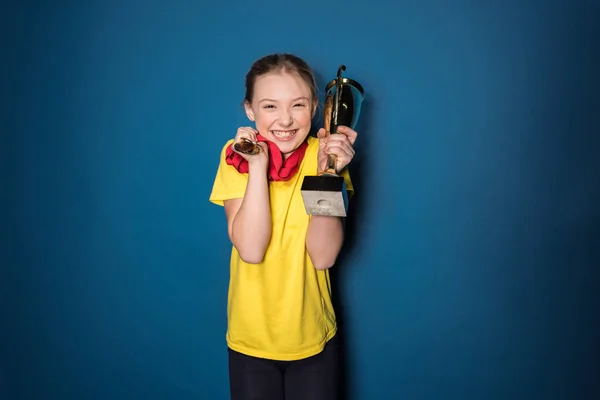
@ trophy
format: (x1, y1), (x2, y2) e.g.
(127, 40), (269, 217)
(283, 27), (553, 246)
(300, 65), (365, 217)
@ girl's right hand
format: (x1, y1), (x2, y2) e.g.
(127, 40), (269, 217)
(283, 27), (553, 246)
(233, 127), (269, 169)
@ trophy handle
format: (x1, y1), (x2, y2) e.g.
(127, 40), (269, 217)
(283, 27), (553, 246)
(321, 93), (336, 175)
(323, 154), (338, 175)
(321, 65), (347, 176)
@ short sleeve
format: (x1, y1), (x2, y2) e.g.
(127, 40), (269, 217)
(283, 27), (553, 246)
(209, 140), (248, 206)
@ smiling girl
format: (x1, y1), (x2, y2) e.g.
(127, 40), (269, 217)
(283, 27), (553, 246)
(209, 53), (358, 400)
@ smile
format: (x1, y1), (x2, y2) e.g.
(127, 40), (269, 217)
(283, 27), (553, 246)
(271, 129), (298, 141)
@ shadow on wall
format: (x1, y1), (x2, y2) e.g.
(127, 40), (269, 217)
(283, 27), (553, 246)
(312, 66), (375, 400)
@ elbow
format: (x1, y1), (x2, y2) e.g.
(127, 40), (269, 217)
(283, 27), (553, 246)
(235, 243), (267, 264)
(308, 252), (338, 270)
(314, 261), (335, 270)
(230, 232), (270, 265)
(239, 252), (266, 264)
(307, 241), (342, 270)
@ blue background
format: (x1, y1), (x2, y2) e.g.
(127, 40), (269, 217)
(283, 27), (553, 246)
(3, 1), (599, 399)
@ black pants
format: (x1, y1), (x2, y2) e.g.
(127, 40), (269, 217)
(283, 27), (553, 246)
(228, 335), (340, 400)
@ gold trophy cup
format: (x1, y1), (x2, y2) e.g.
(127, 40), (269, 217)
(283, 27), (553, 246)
(301, 65), (365, 217)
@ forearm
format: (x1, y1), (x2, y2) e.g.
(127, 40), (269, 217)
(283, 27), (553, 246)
(306, 216), (344, 270)
(231, 165), (272, 263)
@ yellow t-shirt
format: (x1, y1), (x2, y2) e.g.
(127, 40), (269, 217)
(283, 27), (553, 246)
(209, 136), (353, 361)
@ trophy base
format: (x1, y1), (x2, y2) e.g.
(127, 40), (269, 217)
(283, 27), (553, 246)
(300, 175), (348, 217)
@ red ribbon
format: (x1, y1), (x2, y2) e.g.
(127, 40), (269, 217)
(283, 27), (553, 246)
(225, 135), (309, 181)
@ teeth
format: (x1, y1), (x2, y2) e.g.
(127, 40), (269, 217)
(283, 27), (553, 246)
(272, 130), (297, 138)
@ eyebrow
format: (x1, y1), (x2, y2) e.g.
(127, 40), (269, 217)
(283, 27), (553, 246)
(258, 97), (310, 103)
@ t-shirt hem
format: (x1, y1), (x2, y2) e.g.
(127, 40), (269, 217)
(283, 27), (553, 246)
(226, 327), (338, 361)
(209, 192), (246, 206)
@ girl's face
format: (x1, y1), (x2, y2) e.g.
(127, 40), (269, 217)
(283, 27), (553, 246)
(244, 72), (316, 157)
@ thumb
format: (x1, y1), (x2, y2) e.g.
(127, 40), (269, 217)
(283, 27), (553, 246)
(317, 128), (328, 140)
(257, 141), (269, 153)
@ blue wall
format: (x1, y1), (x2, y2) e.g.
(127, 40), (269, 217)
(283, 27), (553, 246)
(4, 1), (599, 399)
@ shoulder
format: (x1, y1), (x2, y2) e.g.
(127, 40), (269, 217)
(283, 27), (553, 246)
(209, 139), (247, 204)
(215, 138), (242, 173)
(213, 138), (239, 171)
(218, 138), (235, 157)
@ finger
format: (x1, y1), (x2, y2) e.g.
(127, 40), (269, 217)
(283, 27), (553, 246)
(249, 130), (258, 143)
(239, 127), (257, 136)
(326, 134), (352, 145)
(238, 126), (258, 133)
(326, 136), (355, 156)
(335, 125), (358, 145)
(237, 128), (257, 143)
(316, 128), (328, 140)
(257, 141), (268, 152)
(325, 141), (355, 159)
(237, 127), (254, 135)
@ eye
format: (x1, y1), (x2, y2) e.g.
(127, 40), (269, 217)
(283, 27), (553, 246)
(262, 104), (275, 109)
(294, 103), (307, 108)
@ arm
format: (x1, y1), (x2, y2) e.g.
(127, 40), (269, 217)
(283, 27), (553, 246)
(306, 216), (344, 270)
(224, 160), (272, 264)
(307, 125), (357, 269)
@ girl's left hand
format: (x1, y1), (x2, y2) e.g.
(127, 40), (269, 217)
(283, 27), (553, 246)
(317, 125), (358, 174)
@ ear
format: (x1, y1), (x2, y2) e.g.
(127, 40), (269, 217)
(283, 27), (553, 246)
(244, 101), (255, 121)
(311, 99), (319, 118)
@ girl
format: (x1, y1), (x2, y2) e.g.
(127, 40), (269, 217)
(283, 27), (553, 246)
(209, 53), (358, 400)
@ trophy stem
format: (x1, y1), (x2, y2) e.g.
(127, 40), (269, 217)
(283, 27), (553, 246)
(321, 153), (338, 176)
(318, 65), (346, 177)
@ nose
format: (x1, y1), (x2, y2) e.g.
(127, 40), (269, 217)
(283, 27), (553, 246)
(278, 109), (293, 127)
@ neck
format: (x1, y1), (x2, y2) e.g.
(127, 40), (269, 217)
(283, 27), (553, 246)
(281, 139), (308, 160)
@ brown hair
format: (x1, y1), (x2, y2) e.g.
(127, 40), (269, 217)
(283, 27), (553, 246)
(244, 53), (319, 105)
